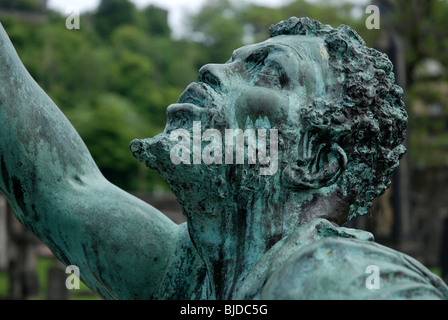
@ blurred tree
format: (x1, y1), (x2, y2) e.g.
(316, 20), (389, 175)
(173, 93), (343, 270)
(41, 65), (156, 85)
(141, 5), (171, 38)
(241, 4), (283, 43)
(188, 0), (245, 63)
(26, 22), (113, 110)
(94, 0), (137, 38)
(164, 41), (205, 87)
(65, 93), (147, 189)
(111, 46), (154, 97)
(111, 24), (151, 54)
(378, 0), (448, 85)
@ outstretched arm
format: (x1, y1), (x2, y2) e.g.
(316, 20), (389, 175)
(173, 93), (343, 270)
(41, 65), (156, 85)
(0, 24), (204, 299)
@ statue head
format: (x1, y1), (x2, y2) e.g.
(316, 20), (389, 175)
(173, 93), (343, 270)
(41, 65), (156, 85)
(130, 17), (407, 226)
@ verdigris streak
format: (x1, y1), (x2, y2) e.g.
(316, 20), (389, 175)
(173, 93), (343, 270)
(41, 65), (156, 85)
(0, 17), (447, 299)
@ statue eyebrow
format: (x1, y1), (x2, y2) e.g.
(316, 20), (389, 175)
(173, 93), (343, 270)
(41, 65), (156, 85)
(245, 47), (269, 64)
(231, 43), (292, 63)
(255, 45), (298, 65)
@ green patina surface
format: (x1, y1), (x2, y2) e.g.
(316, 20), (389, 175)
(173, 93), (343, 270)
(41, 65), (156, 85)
(0, 17), (447, 299)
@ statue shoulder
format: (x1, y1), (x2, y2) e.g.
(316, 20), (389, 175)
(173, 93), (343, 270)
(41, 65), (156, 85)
(261, 236), (448, 300)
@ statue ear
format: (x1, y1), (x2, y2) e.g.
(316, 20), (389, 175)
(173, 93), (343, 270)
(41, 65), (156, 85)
(281, 142), (347, 189)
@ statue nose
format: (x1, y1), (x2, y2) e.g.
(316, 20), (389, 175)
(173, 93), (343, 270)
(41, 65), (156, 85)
(198, 64), (223, 92)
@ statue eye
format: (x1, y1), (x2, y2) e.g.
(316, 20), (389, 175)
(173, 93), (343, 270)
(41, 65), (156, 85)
(254, 65), (279, 87)
(244, 49), (289, 89)
(253, 61), (289, 89)
(245, 48), (269, 69)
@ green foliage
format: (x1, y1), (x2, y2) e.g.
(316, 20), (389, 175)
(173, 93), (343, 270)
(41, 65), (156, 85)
(65, 93), (143, 188)
(388, 0), (448, 84)
(408, 81), (448, 168)
(141, 5), (171, 38)
(94, 0), (137, 38)
(188, 0), (245, 63)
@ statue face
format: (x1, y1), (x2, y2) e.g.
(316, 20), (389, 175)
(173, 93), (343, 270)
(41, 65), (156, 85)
(132, 35), (340, 195)
(165, 35), (336, 133)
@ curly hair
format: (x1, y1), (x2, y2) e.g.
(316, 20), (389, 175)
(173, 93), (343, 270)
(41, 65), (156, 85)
(270, 17), (407, 221)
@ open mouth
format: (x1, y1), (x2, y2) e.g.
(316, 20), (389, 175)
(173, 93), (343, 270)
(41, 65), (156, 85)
(164, 81), (221, 132)
(177, 82), (216, 108)
(165, 101), (206, 132)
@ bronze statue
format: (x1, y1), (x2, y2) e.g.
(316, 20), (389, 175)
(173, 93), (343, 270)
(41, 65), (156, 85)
(0, 17), (446, 299)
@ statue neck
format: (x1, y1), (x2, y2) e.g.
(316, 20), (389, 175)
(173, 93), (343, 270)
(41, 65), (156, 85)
(183, 190), (305, 299)
(180, 183), (351, 299)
